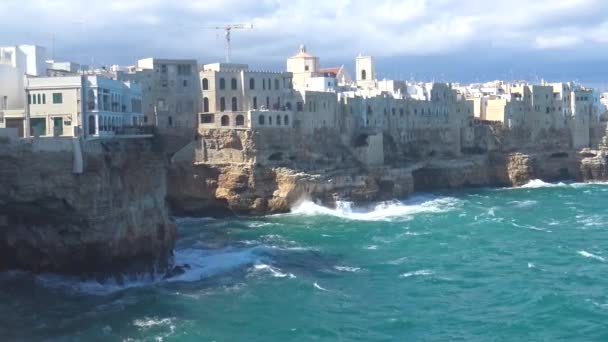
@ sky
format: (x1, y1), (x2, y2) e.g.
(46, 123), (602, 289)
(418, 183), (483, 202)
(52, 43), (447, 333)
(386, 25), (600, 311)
(2, 0), (608, 84)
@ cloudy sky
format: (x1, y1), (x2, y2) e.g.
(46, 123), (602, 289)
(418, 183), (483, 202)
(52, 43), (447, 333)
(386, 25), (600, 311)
(2, 0), (608, 83)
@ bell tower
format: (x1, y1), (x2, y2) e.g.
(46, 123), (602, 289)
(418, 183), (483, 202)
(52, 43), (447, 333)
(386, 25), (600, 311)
(356, 54), (376, 85)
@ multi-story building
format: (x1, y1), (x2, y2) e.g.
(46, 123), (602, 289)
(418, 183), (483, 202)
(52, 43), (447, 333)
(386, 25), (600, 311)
(199, 62), (296, 129)
(24, 75), (143, 138)
(119, 58), (200, 134)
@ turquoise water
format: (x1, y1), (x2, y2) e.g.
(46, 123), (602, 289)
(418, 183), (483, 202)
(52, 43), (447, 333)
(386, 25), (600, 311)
(2, 180), (608, 341)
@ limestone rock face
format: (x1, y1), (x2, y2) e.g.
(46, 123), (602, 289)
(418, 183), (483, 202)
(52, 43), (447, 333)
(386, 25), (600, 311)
(169, 162), (415, 215)
(0, 138), (175, 274)
(580, 150), (608, 181)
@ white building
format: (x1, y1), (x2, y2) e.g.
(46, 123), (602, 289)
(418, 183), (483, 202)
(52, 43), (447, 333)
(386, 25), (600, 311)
(25, 75), (143, 138)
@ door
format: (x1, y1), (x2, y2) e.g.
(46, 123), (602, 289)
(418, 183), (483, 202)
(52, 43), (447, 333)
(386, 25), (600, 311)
(5, 118), (24, 137)
(53, 117), (64, 136)
(30, 118), (46, 137)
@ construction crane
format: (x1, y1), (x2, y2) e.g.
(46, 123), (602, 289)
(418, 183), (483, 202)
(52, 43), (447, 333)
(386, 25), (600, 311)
(207, 24), (253, 63)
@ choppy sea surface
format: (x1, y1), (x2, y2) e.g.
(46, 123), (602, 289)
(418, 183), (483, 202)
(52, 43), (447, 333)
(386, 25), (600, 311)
(2, 180), (608, 341)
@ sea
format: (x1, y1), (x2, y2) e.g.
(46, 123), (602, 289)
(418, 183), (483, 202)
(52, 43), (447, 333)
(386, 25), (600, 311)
(2, 180), (608, 341)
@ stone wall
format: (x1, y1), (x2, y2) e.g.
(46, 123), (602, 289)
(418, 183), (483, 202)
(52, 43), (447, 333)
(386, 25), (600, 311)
(0, 137), (175, 274)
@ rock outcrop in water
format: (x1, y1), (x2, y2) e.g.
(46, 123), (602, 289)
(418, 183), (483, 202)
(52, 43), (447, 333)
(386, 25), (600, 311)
(0, 137), (176, 274)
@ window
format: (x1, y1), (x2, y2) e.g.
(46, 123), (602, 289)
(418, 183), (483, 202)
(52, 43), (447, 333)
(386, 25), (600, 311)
(250, 78), (255, 90)
(275, 79), (279, 90)
(258, 115), (265, 125)
(37, 94), (41, 104)
(361, 69), (367, 80)
(202, 78), (209, 90)
(266, 97), (270, 109)
(52, 93), (62, 104)
(161, 64), (167, 73)
(203, 97), (209, 112)
(231, 78), (238, 90)
(263, 79), (266, 90)
(183, 80), (188, 87)
(42, 94), (46, 104)
(201, 114), (214, 123)
(220, 78), (226, 90)
(286, 102), (292, 111)
(232, 97), (238, 111)
(168, 116), (173, 126)
(284, 115), (289, 126)
(28, 94), (31, 104)
(236, 114), (245, 126)
(276, 115), (281, 125)
(221, 115), (230, 126)
(297, 102), (303, 112)
(305, 65), (309, 71)
(392, 108), (396, 116)
(220, 97), (226, 111)
(253, 97), (258, 110)
(269, 116), (272, 125)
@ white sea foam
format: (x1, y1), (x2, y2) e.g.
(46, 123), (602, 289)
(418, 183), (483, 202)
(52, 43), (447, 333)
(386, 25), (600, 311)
(520, 179), (568, 188)
(133, 317), (175, 329)
(32, 246), (275, 295)
(400, 270), (433, 278)
(578, 250), (606, 262)
(334, 266), (362, 273)
(290, 196), (460, 221)
(313, 282), (328, 291)
(252, 263), (296, 278)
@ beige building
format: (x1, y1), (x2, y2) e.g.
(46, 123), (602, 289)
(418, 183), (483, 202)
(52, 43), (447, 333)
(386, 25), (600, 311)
(287, 45), (320, 90)
(119, 58), (200, 135)
(199, 63), (296, 129)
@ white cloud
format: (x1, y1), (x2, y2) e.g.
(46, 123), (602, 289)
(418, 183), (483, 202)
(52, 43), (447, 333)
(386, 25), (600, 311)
(0, 0), (607, 65)
(535, 35), (583, 49)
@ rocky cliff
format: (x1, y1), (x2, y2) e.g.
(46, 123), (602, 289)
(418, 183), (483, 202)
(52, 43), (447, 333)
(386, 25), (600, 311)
(167, 124), (608, 216)
(0, 137), (175, 275)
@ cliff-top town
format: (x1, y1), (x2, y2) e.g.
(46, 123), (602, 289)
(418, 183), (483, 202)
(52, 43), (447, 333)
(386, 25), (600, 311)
(1, 44), (608, 162)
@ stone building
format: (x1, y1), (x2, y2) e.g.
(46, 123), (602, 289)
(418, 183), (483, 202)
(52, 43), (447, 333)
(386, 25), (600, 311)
(199, 62), (296, 130)
(119, 58), (200, 134)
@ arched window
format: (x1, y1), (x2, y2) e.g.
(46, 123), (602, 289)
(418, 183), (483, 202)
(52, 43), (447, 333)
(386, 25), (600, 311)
(236, 114), (245, 126)
(274, 79), (279, 90)
(202, 78), (209, 90)
(37, 94), (41, 104)
(286, 102), (292, 111)
(266, 97), (270, 109)
(231, 97), (238, 111)
(258, 115), (265, 125)
(277, 97), (281, 109)
(269, 116), (272, 125)
(276, 115), (281, 125)
(231, 78), (237, 90)
(203, 97), (209, 112)
(220, 97), (226, 111)
(284, 115), (289, 126)
(88, 115), (96, 135)
(249, 78), (255, 90)
(219, 78), (226, 90)
(253, 97), (258, 110)
(221, 115), (230, 126)
(361, 69), (367, 80)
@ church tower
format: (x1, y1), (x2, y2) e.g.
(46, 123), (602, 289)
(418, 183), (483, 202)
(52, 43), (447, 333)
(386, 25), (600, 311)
(356, 54), (376, 85)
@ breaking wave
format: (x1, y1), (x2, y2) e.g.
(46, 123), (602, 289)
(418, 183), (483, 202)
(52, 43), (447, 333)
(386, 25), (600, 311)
(18, 246), (278, 296)
(578, 250), (606, 262)
(520, 180), (568, 188)
(290, 196), (461, 221)
(518, 180), (608, 189)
